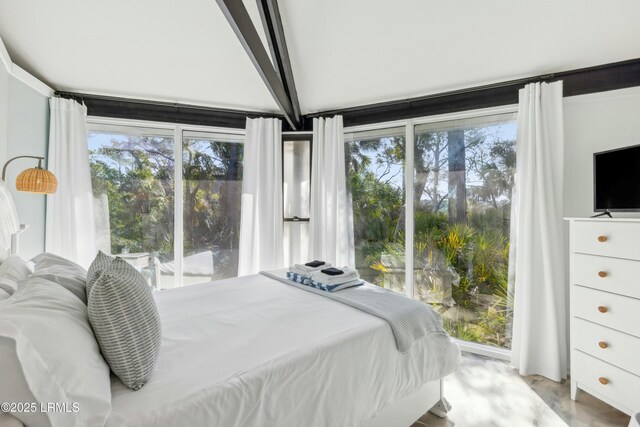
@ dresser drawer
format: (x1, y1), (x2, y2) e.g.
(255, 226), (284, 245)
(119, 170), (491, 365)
(571, 220), (640, 260)
(573, 350), (640, 414)
(572, 253), (640, 299)
(573, 318), (640, 377)
(572, 285), (640, 338)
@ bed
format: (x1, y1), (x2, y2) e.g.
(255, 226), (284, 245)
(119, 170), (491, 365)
(0, 180), (460, 427)
(107, 272), (460, 427)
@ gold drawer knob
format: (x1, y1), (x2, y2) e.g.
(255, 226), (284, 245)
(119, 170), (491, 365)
(598, 271), (608, 278)
(598, 306), (608, 313)
(598, 341), (608, 349)
(599, 377), (609, 385)
(597, 236), (608, 242)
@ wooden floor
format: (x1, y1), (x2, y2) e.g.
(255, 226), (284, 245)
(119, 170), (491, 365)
(411, 354), (631, 427)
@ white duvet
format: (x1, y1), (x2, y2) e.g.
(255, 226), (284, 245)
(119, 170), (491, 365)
(107, 273), (460, 427)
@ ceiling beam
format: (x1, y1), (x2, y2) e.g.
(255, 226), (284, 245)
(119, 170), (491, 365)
(215, 0), (300, 129)
(256, 0), (301, 122)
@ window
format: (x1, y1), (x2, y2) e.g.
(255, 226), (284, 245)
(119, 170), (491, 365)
(89, 126), (175, 287)
(343, 110), (517, 351)
(282, 135), (311, 265)
(413, 113), (516, 349)
(344, 127), (406, 290)
(88, 122), (244, 289)
(182, 131), (244, 284)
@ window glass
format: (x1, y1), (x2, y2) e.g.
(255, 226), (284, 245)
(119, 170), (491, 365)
(283, 139), (311, 219)
(413, 112), (516, 348)
(282, 137), (311, 265)
(88, 127), (175, 289)
(284, 222), (309, 266)
(344, 127), (406, 292)
(182, 131), (244, 284)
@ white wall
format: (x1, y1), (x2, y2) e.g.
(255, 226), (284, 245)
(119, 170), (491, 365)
(564, 86), (640, 218)
(4, 77), (49, 258)
(1, 34), (52, 259)
(0, 61), (8, 167)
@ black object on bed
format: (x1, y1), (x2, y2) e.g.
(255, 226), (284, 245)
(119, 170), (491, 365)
(305, 260), (326, 268)
(320, 267), (344, 276)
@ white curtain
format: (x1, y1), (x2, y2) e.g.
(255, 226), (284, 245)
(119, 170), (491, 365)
(509, 81), (567, 381)
(237, 117), (284, 276)
(45, 97), (96, 268)
(309, 116), (355, 267)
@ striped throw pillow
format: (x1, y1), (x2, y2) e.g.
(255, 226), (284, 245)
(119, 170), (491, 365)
(88, 257), (161, 390)
(86, 251), (114, 297)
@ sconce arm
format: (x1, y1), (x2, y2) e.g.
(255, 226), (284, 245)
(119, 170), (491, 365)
(2, 156), (45, 181)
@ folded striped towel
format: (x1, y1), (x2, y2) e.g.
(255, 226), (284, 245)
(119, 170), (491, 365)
(286, 271), (310, 284)
(290, 262), (331, 276)
(287, 271), (361, 292)
(307, 278), (363, 292)
(309, 267), (360, 285)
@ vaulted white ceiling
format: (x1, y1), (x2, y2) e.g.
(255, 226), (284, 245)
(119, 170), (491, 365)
(1, 0), (640, 115)
(0, 0), (279, 112)
(281, 0), (640, 113)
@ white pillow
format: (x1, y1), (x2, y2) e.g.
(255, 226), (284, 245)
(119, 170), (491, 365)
(0, 247), (9, 263)
(0, 412), (24, 427)
(0, 256), (32, 295)
(0, 288), (10, 301)
(0, 276), (112, 427)
(30, 253), (88, 303)
(0, 277), (17, 295)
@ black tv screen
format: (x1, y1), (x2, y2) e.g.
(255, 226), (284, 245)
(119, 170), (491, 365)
(594, 144), (640, 212)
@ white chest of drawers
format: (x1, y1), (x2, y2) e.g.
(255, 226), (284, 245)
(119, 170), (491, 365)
(568, 218), (640, 416)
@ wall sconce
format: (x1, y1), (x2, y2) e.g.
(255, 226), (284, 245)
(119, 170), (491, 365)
(1, 155), (58, 194)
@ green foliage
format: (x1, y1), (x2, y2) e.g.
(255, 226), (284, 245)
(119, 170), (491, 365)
(346, 137), (405, 244)
(439, 224), (476, 308)
(348, 168), (404, 243)
(412, 212), (512, 345)
(443, 320), (486, 344)
(414, 210), (448, 236)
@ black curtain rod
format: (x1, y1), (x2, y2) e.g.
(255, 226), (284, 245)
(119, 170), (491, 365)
(53, 91), (282, 117)
(304, 73), (556, 119)
(54, 91), (292, 130)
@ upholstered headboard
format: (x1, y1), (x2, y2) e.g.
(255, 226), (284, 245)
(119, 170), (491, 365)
(0, 180), (21, 256)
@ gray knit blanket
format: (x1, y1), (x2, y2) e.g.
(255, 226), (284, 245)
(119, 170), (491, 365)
(260, 270), (448, 353)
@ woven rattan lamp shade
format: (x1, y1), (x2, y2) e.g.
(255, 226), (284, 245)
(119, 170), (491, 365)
(16, 167), (58, 194)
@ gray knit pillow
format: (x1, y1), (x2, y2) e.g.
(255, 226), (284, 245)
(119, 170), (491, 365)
(86, 251), (114, 297)
(88, 257), (161, 390)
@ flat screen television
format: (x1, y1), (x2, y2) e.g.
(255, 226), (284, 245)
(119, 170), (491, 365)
(594, 144), (640, 213)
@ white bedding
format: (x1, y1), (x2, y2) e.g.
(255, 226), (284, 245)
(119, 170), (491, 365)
(107, 273), (460, 427)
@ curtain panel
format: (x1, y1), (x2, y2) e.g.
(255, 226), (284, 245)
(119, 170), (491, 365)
(45, 97), (96, 268)
(237, 117), (284, 276)
(309, 116), (355, 267)
(509, 81), (567, 381)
